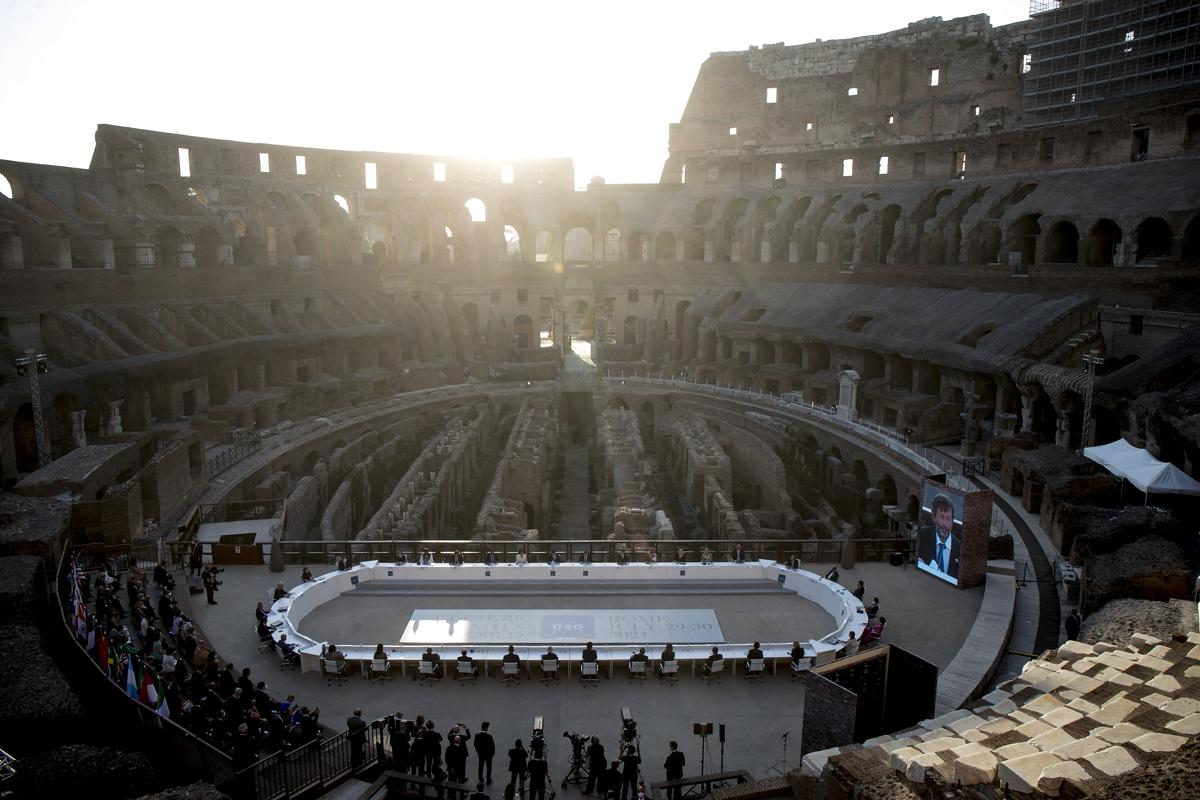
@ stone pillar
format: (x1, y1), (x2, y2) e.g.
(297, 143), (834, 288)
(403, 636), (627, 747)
(994, 412), (1018, 439)
(0, 234), (25, 269)
(106, 400), (124, 436)
(1054, 405), (1072, 448)
(1019, 389), (1038, 434)
(837, 370), (861, 421)
(731, 241), (741, 262)
(788, 240), (799, 263)
(960, 395), (986, 457)
(70, 410), (87, 449)
(703, 240), (714, 263)
(760, 240), (771, 263)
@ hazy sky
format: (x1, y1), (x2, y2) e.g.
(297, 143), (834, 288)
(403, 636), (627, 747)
(0, 1), (1030, 187)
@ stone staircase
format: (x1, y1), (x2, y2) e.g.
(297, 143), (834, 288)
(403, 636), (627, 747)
(804, 632), (1200, 796)
(558, 444), (592, 539)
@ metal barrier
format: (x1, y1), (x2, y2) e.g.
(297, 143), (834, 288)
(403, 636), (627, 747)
(206, 430), (263, 479)
(650, 770), (753, 800)
(253, 537), (913, 568)
(240, 721), (391, 800)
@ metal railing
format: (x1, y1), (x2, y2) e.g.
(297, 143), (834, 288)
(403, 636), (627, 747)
(650, 770), (753, 800)
(206, 430), (264, 478)
(603, 373), (972, 490)
(53, 539), (240, 794)
(212, 537), (913, 569)
(238, 721), (390, 800)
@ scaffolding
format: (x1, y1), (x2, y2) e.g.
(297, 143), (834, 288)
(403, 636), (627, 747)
(1023, 0), (1200, 127)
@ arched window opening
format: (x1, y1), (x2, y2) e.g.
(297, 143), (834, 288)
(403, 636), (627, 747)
(655, 232), (676, 261)
(1087, 219), (1122, 266)
(1046, 221), (1079, 263)
(564, 227), (593, 261)
(504, 225), (521, 260)
(465, 197), (486, 223)
(1136, 217), (1172, 261)
(333, 194), (350, 215)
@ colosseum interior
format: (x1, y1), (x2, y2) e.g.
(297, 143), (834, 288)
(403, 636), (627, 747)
(2, 2), (1200, 799)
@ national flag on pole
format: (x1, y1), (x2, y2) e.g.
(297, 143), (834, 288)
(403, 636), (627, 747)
(156, 691), (171, 720)
(97, 630), (109, 675)
(124, 656), (139, 699)
(71, 578), (87, 639)
(140, 666), (158, 706)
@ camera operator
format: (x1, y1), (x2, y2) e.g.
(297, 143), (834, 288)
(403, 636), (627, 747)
(620, 746), (641, 800)
(584, 736), (606, 794)
(202, 565), (222, 605)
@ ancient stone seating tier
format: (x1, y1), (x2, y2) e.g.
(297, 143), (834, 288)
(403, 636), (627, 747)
(805, 631), (1200, 797)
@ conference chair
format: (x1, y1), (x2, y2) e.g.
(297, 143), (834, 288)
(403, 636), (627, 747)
(744, 658), (766, 684)
(701, 659), (725, 685)
(277, 647), (299, 672)
(540, 659), (560, 684)
(323, 658), (348, 686)
(790, 658), (814, 683)
(369, 658), (393, 683)
(501, 660), (521, 686)
(580, 661), (600, 687)
(418, 660), (442, 686)
(456, 660), (479, 684)
(255, 624), (274, 655)
(658, 660), (679, 685)
(627, 660), (648, 683)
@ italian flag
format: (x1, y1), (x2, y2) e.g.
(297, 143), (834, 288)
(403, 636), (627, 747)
(140, 666), (159, 707)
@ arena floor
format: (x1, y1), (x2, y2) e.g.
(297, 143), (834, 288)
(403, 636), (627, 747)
(296, 579), (834, 647)
(191, 562), (982, 782)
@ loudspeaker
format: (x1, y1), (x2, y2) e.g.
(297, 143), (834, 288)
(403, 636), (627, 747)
(719, 724), (726, 743)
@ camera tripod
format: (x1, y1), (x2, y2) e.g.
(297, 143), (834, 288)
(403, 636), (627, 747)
(766, 731), (791, 777)
(561, 744), (589, 788)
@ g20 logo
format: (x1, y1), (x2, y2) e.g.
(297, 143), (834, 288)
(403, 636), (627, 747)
(540, 614), (594, 638)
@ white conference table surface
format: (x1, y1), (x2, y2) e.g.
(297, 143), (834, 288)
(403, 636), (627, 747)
(267, 560), (867, 674)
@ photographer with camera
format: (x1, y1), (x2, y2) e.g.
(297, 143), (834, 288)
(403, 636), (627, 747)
(202, 565), (222, 605)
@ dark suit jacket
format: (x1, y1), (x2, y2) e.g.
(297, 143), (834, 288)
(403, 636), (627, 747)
(664, 750), (685, 779)
(474, 731), (495, 758)
(916, 525), (961, 579)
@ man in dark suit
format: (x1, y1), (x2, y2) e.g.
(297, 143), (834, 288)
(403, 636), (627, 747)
(446, 735), (469, 784)
(731, 544), (746, 564)
(347, 708), (368, 768)
(916, 492), (961, 581)
(474, 721), (496, 784)
(664, 741), (685, 800)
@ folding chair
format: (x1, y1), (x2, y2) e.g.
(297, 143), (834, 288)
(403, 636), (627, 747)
(658, 660), (679, 685)
(580, 661), (599, 686)
(418, 660), (442, 685)
(324, 658), (348, 686)
(369, 658), (393, 683)
(540, 659), (560, 684)
(628, 660), (648, 683)
(701, 658), (725, 684)
(744, 658), (766, 684)
(501, 660), (521, 686)
(456, 660), (479, 684)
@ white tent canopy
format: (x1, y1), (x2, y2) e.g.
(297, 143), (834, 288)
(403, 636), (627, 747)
(1083, 438), (1200, 496)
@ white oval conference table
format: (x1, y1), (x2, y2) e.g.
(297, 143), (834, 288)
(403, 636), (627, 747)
(266, 559), (869, 678)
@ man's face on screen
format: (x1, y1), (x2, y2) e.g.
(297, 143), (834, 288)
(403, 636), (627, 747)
(934, 507), (954, 539)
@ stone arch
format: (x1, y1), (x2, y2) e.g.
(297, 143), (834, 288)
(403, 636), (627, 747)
(564, 227), (593, 261)
(465, 197), (486, 223)
(1183, 216), (1200, 262)
(607, 397), (630, 410)
(716, 197), (750, 262)
(604, 227), (622, 261)
(654, 231), (676, 261)
(626, 231), (647, 262)
(462, 303), (480, 343)
(503, 225), (521, 261)
(851, 459), (869, 489)
(513, 314), (535, 348)
(1087, 219), (1122, 266)
(534, 230), (553, 262)
(877, 204), (901, 263)
(1135, 217), (1172, 261)
(1010, 213), (1042, 268)
(0, 171), (20, 200)
(195, 226), (222, 268)
(1045, 221), (1079, 264)
(876, 474), (898, 505)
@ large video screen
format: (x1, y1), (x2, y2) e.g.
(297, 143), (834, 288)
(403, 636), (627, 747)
(915, 483), (966, 586)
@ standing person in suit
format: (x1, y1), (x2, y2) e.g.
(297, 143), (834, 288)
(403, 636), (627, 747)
(731, 543), (746, 564)
(475, 721), (496, 785)
(507, 739), (528, 794)
(619, 745), (641, 800)
(347, 708), (368, 768)
(446, 736), (469, 784)
(527, 754), (549, 800)
(424, 720), (444, 775)
(663, 742), (685, 800)
(916, 492), (961, 581)
(585, 736), (606, 795)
